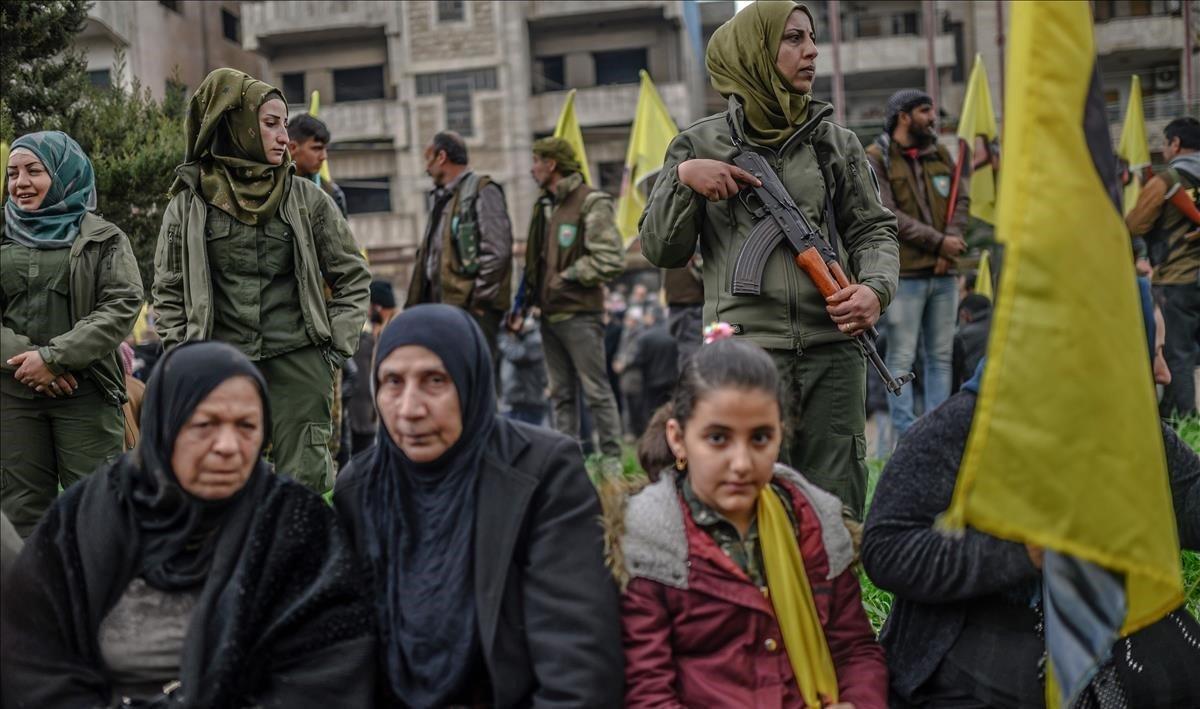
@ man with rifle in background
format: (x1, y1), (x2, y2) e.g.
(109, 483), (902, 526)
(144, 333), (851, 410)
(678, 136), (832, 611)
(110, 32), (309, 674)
(640, 0), (899, 519)
(865, 89), (969, 440)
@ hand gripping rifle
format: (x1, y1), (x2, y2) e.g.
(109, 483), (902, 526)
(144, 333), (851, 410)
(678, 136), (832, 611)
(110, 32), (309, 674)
(725, 124), (914, 395)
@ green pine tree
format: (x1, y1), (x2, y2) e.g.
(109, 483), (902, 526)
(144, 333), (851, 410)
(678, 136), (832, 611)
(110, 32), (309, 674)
(0, 0), (90, 135)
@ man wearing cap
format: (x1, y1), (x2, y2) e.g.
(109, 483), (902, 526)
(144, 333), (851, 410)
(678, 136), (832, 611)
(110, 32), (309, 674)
(522, 137), (625, 459)
(866, 88), (969, 437)
(640, 1), (899, 519)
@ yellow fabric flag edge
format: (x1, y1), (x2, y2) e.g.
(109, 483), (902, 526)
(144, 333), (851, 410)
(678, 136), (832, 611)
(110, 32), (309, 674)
(553, 89), (594, 187)
(937, 119), (1182, 639)
(759, 486), (838, 708)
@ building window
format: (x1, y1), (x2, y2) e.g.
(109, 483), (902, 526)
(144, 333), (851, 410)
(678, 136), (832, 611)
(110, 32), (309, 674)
(334, 65), (386, 102)
(533, 55), (566, 94)
(437, 0), (465, 22)
(87, 69), (111, 88)
(415, 68), (497, 95)
(416, 68), (499, 137)
(281, 72), (306, 105)
(891, 11), (919, 36)
(341, 177), (393, 215)
(598, 161), (624, 196)
(853, 14), (883, 38)
(221, 9), (240, 43)
(443, 78), (474, 135)
(593, 48), (647, 86)
(158, 0), (180, 12)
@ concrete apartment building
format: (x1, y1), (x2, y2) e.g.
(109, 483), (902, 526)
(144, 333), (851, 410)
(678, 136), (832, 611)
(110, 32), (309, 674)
(807, 0), (1197, 153)
(236, 0), (735, 285)
(73, 0), (1196, 286)
(78, 0), (266, 100)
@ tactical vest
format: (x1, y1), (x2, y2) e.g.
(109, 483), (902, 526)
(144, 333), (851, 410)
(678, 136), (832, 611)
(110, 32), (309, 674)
(407, 173), (511, 309)
(539, 182), (605, 314)
(867, 138), (957, 274)
(1148, 166), (1200, 286)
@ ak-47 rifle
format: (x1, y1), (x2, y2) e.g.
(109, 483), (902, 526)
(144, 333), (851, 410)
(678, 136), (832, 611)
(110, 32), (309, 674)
(725, 119), (914, 395)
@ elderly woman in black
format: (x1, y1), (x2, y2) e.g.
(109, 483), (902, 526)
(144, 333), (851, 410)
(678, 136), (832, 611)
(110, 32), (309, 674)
(334, 304), (624, 707)
(0, 341), (375, 708)
(862, 359), (1200, 708)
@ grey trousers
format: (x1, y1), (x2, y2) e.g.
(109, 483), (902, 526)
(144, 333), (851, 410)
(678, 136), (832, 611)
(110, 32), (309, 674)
(541, 313), (623, 457)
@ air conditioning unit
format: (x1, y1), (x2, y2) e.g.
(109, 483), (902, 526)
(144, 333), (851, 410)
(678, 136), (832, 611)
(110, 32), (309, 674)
(1153, 65), (1180, 92)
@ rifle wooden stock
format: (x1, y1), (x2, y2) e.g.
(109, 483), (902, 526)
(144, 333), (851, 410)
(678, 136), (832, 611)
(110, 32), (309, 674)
(794, 247), (841, 298)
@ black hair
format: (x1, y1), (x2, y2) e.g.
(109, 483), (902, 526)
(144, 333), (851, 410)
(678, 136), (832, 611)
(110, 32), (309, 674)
(1164, 117), (1200, 151)
(635, 338), (782, 479)
(959, 293), (992, 318)
(429, 131), (469, 165)
(287, 113), (331, 144)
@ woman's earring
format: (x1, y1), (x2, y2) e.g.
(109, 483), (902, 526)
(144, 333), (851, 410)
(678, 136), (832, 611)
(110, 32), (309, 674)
(675, 457), (687, 471)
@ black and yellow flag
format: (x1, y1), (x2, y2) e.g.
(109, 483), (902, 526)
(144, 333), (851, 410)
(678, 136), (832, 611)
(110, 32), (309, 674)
(940, 1), (1183, 704)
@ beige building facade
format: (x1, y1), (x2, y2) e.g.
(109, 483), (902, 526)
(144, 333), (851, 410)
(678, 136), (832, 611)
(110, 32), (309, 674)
(238, 0), (732, 287)
(80, 0), (266, 100)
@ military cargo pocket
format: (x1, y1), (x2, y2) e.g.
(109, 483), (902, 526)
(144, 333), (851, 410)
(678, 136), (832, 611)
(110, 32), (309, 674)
(307, 421), (333, 447)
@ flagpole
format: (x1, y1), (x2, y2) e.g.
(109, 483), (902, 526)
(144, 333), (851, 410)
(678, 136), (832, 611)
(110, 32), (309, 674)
(924, 0), (939, 110)
(829, 0), (846, 125)
(1185, 0), (1194, 110)
(995, 0), (1005, 113)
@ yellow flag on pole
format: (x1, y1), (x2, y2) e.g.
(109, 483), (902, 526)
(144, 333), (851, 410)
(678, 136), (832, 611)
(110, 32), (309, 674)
(1117, 75), (1150, 216)
(974, 249), (994, 301)
(616, 70), (679, 243)
(0, 140), (9, 179)
(553, 89), (593, 187)
(956, 54), (1000, 224)
(941, 0), (1181, 702)
(308, 90), (333, 187)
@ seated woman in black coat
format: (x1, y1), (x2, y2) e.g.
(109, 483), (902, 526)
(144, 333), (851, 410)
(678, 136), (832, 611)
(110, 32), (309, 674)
(863, 357), (1200, 709)
(334, 304), (624, 708)
(0, 341), (375, 708)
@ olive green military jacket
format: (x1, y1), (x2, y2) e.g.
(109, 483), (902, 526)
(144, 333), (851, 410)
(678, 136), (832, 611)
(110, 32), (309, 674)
(0, 213), (143, 404)
(640, 96), (899, 352)
(152, 166), (370, 366)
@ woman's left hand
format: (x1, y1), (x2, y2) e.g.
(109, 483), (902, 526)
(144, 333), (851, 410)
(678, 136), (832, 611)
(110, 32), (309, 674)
(8, 350), (57, 389)
(826, 284), (881, 337)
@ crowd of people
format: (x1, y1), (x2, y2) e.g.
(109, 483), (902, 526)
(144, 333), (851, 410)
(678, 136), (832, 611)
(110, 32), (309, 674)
(1, 0), (1197, 707)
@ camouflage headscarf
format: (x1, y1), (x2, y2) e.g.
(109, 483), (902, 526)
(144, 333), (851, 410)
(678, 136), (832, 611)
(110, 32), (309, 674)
(3, 131), (96, 249)
(706, 1), (816, 148)
(171, 68), (291, 226)
(531, 137), (581, 176)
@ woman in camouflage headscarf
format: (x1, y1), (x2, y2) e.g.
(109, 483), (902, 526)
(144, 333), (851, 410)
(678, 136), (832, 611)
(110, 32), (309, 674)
(152, 68), (371, 494)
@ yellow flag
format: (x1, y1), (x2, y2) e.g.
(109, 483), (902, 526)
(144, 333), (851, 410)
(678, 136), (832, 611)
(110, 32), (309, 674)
(308, 90), (333, 187)
(956, 54), (999, 224)
(975, 249), (993, 301)
(1117, 75), (1150, 216)
(0, 140), (9, 180)
(131, 303), (152, 344)
(616, 70), (679, 243)
(943, 0), (1180, 653)
(553, 89), (593, 187)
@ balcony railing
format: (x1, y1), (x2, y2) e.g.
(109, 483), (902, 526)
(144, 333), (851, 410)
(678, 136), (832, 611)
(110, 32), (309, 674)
(529, 81), (690, 133)
(816, 32), (955, 75)
(286, 99), (406, 146)
(241, 1), (396, 49)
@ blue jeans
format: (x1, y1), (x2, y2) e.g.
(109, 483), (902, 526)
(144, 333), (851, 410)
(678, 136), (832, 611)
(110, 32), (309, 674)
(885, 276), (959, 435)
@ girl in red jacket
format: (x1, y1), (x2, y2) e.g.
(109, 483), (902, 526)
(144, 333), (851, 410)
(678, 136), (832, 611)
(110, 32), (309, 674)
(612, 335), (887, 708)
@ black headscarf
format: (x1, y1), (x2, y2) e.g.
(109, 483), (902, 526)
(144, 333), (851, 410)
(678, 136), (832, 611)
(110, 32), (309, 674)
(359, 304), (496, 706)
(120, 340), (272, 590)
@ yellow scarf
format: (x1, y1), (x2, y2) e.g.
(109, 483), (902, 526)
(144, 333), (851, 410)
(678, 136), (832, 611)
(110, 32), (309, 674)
(759, 486), (839, 707)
